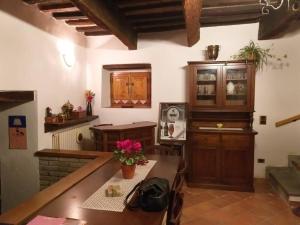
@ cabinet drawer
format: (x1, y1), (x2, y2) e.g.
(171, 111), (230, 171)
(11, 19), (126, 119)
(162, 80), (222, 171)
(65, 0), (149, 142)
(222, 135), (250, 149)
(191, 133), (219, 148)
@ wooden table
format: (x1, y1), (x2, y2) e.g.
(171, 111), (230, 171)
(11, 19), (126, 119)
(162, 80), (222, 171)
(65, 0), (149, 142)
(0, 154), (179, 225)
(91, 121), (157, 152)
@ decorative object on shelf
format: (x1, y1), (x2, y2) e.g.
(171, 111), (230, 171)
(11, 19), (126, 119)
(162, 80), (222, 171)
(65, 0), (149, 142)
(61, 100), (74, 120)
(158, 102), (187, 142)
(216, 123), (223, 129)
(71, 106), (86, 119)
(46, 107), (52, 117)
(226, 81), (235, 95)
(207, 45), (220, 60)
(85, 90), (95, 116)
(114, 139), (144, 179)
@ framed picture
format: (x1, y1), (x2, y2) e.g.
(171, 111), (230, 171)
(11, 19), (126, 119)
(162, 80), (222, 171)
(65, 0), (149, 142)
(157, 102), (187, 143)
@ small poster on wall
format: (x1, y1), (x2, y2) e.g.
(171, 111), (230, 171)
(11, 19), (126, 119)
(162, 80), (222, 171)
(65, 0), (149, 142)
(9, 115), (27, 149)
(158, 103), (187, 143)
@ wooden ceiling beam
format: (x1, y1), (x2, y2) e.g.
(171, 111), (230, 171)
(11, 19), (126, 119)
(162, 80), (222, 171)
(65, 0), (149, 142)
(52, 11), (86, 20)
(203, 0), (259, 7)
(117, 0), (181, 8)
(201, 13), (261, 24)
(84, 31), (112, 36)
(183, 0), (202, 47)
(202, 18), (259, 27)
(124, 5), (182, 16)
(134, 21), (185, 29)
(65, 19), (95, 26)
(202, 3), (262, 17)
(38, 2), (77, 12)
(127, 12), (183, 21)
(23, 0), (70, 4)
(258, 0), (300, 39)
(70, 0), (137, 50)
(119, 1), (182, 11)
(76, 26), (107, 32)
(136, 24), (185, 33)
(132, 17), (184, 26)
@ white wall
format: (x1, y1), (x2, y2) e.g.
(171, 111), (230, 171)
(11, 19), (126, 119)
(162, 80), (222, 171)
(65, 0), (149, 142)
(86, 23), (300, 178)
(0, 100), (39, 212)
(0, 8), (89, 211)
(0, 10), (88, 149)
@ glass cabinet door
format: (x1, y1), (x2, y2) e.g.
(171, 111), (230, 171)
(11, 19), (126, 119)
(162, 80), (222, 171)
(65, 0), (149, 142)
(223, 66), (249, 108)
(194, 67), (219, 107)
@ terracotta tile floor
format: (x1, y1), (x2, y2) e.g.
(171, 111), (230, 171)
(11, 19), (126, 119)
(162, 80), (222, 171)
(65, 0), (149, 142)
(182, 179), (300, 225)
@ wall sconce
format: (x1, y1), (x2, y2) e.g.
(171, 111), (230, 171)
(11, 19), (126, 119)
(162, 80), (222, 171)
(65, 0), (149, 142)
(62, 53), (75, 67)
(57, 39), (75, 68)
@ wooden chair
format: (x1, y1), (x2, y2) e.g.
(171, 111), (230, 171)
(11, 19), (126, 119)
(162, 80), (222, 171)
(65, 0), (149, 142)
(166, 191), (184, 225)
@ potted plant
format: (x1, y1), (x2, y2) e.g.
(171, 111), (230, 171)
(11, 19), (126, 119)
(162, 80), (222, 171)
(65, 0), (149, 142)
(232, 41), (273, 71)
(114, 139), (144, 179)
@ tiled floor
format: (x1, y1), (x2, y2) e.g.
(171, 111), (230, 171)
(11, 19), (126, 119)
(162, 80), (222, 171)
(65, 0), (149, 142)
(182, 180), (300, 225)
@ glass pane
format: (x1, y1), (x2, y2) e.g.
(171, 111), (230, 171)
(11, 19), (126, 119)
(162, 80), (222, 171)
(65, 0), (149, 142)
(196, 69), (217, 106)
(225, 68), (247, 106)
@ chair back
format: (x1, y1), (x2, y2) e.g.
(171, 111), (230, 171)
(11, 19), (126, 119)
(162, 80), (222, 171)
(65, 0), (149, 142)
(166, 191), (184, 225)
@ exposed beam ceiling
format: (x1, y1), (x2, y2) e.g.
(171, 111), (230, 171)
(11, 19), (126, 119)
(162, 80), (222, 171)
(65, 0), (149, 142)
(70, 0), (137, 49)
(23, 0), (300, 49)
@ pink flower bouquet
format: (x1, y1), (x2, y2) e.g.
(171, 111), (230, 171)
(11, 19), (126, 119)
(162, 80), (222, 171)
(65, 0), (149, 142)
(114, 139), (144, 165)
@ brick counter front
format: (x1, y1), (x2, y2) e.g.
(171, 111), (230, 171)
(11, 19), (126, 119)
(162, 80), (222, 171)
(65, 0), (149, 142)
(35, 149), (106, 190)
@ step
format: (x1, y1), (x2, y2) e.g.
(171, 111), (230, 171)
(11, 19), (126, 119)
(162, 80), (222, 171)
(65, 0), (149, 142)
(267, 166), (300, 202)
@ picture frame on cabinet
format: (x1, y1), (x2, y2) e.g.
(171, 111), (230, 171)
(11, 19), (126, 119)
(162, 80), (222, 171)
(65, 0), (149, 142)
(157, 102), (187, 143)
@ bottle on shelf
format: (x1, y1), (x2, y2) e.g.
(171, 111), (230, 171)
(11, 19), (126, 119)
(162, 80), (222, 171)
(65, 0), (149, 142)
(163, 121), (169, 137)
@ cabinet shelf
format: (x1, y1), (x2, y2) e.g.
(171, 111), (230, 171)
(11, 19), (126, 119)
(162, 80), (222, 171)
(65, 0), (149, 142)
(44, 115), (99, 133)
(226, 94), (246, 96)
(226, 79), (247, 81)
(197, 80), (216, 83)
(197, 94), (216, 96)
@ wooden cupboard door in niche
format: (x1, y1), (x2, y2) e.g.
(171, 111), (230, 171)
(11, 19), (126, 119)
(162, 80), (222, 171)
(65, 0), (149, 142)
(130, 72), (149, 101)
(111, 73), (130, 100)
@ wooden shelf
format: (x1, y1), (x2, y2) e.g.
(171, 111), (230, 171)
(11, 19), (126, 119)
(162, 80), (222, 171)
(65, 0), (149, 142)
(44, 115), (99, 133)
(0, 91), (34, 111)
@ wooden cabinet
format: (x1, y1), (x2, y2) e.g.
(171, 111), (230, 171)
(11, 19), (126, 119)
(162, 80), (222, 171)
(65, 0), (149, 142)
(91, 122), (156, 153)
(111, 72), (151, 108)
(188, 61), (255, 111)
(187, 131), (255, 191)
(186, 60), (257, 192)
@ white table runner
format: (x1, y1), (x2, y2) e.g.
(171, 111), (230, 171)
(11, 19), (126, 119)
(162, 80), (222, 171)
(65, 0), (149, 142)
(81, 160), (157, 212)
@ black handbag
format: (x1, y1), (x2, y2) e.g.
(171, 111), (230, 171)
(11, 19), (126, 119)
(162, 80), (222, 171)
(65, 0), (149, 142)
(125, 177), (170, 212)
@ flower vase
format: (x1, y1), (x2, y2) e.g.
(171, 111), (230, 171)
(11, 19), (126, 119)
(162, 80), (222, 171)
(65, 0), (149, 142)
(86, 101), (92, 116)
(121, 164), (136, 179)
